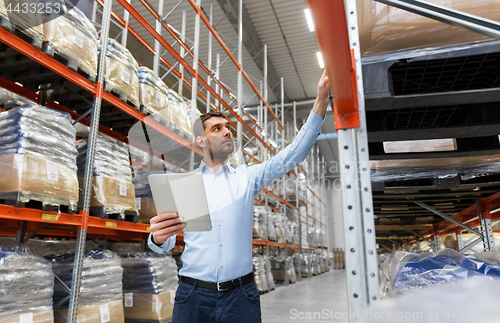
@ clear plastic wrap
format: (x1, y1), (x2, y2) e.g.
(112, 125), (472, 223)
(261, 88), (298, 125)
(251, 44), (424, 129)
(53, 300), (124, 323)
(45, 249), (123, 308)
(286, 256), (297, 283)
(0, 0), (43, 45)
(108, 242), (143, 255)
(0, 105), (78, 208)
(272, 213), (286, 243)
(105, 39), (140, 107)
(381, 248), (500, 298)
(138, 67), (170, 116)
(358, 0), (500, 57)
(43, 3), (98, 79)
(77, 136), (137, 217)
(371, 155), (500, 183)
(252, 206), (268, 240)
(0, 246), (54, 321)
(0, 87), (34, 108)
(252, 254), (268, 292)
(265, 254), (275, 291)
(133, 170), (165, 223)
(120, 253), (177, 321)
(0, 105), (78, 168)
(24, 239), (100, 257)
(289, 221), (299, 245)
(167, 89), (191, 137)
(267, 211), (277, 242)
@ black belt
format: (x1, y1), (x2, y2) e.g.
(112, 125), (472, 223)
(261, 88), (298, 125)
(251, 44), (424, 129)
(180, 272), (254, 291)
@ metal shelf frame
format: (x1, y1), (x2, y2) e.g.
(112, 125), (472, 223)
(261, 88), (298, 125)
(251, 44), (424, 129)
(0, 0), (331, 321)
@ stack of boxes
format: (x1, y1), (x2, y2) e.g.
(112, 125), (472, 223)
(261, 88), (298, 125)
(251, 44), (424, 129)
(133, 170), (160, 224)
(76, 136), (138, 220)
(120, 253), (178, 323)
(46, 250), (124, 323)
(0, 105), (79, 211)
(42, 3), (98, 79)
(0, 247), (54, 323)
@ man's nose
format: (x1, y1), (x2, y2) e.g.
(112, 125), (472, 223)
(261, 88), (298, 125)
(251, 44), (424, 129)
(223, 128), (231, 137)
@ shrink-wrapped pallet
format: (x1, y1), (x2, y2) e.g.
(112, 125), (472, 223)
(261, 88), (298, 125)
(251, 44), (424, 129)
(77, 136), (137, 218)
(0, 105), (78, 210)
(252, 254), (268, 292)
(43, 3), (98, 79)
(0, 247), (54, 323)
(0, 0), (43, 46)
(167, 89), (191, 137)
(120, 253), (178, 322)
(138, 67), (170, 118)
(105, 39), (140, 107)
(252, 206), (268, 240)
(46, 249), (124, 323)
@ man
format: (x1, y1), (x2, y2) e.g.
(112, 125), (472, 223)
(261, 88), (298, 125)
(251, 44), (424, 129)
(148, 71), (329, 323)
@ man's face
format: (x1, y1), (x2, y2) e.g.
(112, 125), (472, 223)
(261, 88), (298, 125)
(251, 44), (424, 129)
(198, 116), (234, 160)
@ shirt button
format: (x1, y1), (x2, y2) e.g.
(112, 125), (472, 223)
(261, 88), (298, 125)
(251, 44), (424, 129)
(220, 264), (224, 267)
(219, 243), (223, 246)
(218, 223), (221, 226)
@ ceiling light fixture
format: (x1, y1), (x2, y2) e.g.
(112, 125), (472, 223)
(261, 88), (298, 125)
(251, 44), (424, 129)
(316, 51), (324, 68)
(304, 9), (315, 32)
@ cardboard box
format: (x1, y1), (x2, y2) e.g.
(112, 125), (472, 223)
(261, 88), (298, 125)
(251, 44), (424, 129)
(137, 196), (157, 224)
(78, 176), (138, 213)
(123, 292), (174, 321)
(43, 11), (98, 78)
(54, 300), (124, 323)
(0, 154), (79, 204)
(0, 310), (54, 323)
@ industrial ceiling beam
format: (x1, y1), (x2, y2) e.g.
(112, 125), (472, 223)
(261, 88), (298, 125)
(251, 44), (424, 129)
(216, 0), (284, 102)
(373, 0), (500, 40)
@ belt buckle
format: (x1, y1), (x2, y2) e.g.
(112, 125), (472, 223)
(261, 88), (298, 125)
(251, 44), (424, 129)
(217, 282), (228, 291)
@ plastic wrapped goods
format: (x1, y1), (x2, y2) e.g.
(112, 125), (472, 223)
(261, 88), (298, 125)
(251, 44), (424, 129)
(43, 3), (98, 79)
(0, 105), (79, 209)
(120, 253), (178, 294)
(267, 212), (277, 242)
(47, 250), (125, 323)
(105, 39), (140, 107)
(252, 206), (268, 240)
(138, 67), (170, 117)
(252, 254), (268, 292)
(0, 87), (34, 109)
(77, 136), (137, 217)
(273, 213), (286, 243)
(0, 0), (43, 46)
(265, 254), (275, 291)
(380, 249), (500, 298)
(0, 247), (54, 322)
(358, 0), (500, 57)
(133, 170), (166, 223)
(121, 253), (177, 322)
(167, 90), (191, 137)
(290, 221), (299, 245)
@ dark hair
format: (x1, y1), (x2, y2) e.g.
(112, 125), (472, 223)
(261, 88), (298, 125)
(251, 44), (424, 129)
(193, 111), (228, 139)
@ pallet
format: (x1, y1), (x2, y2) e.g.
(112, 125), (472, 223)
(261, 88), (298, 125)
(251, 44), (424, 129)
(104, 82), (140, 110)
(42, 42), (96, 82)
(88, 206), (139, 222)
(0, 20), (43, 49)
(0, 197), (77, 214)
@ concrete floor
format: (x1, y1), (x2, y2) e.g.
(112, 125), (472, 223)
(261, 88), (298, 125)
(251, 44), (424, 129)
(261, 270), (348, 323)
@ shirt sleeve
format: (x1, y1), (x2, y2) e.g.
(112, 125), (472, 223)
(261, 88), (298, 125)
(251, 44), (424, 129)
(247, 111), (323, 193)
(147, 233), (177, 253)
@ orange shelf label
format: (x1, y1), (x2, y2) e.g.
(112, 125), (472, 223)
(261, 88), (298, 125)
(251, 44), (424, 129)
(105, 222), (117, 228)
(42, 214), (58, 221)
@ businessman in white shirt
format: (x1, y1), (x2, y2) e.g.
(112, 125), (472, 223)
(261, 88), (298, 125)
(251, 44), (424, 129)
(149, 71), (329, 323)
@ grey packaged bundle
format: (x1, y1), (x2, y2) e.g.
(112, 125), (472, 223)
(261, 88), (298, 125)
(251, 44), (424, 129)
(45, 249), (123, 308)
(0, 104), (77, 169)
(138, 67), (170, 117)
(0, 246), (54, 320)
(120, 253), (178, 294)
(252, 206), (268, 240)
(252, 254), (268, 292)
(0, 105), (79, 209)
(76, 136), (131, 182)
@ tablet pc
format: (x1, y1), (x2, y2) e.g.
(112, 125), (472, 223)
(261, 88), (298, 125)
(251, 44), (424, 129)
(148, 173), (212, 232)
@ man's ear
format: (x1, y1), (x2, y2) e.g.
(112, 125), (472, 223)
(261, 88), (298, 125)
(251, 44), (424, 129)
(196, 135), (207, 148)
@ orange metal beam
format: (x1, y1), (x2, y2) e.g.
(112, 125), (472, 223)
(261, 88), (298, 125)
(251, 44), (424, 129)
(307, 0), (360, 130)
(186, 0), (283, 131)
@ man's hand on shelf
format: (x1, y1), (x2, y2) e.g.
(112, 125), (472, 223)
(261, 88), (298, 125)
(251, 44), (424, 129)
(312, 70), (330, 118)
(150, 212), (185, 245)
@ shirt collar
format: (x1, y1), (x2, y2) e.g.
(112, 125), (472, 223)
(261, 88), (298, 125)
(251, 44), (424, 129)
(199, 159), (235, 174)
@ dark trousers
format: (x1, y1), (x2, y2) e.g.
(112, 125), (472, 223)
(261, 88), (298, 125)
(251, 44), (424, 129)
(172, 276), (262, 323)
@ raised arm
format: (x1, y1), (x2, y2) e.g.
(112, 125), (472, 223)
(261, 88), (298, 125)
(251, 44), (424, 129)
(248, 71), (329, 193)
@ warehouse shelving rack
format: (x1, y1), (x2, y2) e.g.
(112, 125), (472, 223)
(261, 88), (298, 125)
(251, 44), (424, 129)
(0, 0), (329, 321)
